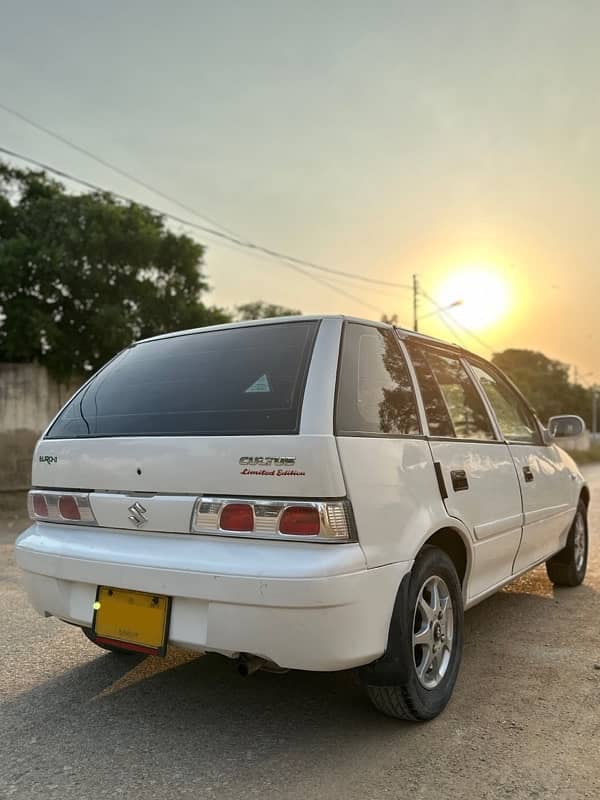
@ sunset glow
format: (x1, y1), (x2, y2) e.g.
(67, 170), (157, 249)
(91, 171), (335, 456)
(434, 268), (511, 332)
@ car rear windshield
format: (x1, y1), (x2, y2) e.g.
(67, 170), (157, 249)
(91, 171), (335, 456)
(46, 320), (320, 438)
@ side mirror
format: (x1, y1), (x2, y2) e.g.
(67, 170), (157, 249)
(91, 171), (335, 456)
(547, 415), (586, 439)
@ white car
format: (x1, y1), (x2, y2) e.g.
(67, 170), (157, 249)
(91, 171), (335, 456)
(16, 316), (589, 720)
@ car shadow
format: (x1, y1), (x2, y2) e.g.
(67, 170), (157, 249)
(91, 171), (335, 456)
(3, 567), (599, 795)
(2, 646), (396, 795)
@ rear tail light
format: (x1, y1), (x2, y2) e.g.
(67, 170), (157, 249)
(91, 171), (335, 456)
(58, 495), (81, 520)
(220, 503), (254, 531)
(279, 506), (320, 535)
(28, 490), (97, 525)
(192, 497), (356, 542)
(32, 494), (49, 518)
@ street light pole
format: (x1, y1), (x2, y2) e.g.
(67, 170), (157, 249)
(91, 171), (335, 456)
(418, 299), (464, 322)
(593, 386), (598, 437)
(409, 275), (462, 331)
(413, 274), (419, 332)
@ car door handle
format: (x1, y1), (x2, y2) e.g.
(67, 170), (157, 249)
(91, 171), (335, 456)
(450, 469), (469, 492)
(523, 466), (534, 483)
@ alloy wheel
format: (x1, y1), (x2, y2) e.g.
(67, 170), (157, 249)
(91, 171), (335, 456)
(412, 575), (454, 690)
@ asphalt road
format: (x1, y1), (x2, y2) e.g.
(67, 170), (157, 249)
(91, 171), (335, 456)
(2, 466), (600, 800)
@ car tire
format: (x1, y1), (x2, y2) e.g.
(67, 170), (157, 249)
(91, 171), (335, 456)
(545, 500), (588, 587)
(81, 627), (141, 655)
(363, 546), (464, 721)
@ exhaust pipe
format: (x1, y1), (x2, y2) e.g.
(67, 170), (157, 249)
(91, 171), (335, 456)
(237, 655), (268, 677)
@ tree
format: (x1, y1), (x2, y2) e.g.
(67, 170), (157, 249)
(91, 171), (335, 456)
(0, 163), (229, 379)
(492, 348), (593, 427)
(235, 301), (301, 321)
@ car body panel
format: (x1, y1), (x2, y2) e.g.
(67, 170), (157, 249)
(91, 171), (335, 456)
(32, 434), (346, 500)
(427, 440), (523, 600)
(511, 442), (583, 572)
(16, 521), (410, 670)
(334, 436), (453, 567)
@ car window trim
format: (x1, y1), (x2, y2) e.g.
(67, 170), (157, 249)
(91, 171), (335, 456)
(426, 436), (508, 446)
(335, 431), (428, 440)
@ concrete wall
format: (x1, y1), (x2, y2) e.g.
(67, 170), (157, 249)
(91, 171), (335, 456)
(0, 364), (81, 491)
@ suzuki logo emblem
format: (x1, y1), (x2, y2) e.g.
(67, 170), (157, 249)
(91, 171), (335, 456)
(128, 501), (148, 527)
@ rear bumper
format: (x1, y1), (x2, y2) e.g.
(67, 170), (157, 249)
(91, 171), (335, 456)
(15, 523), (411, 671)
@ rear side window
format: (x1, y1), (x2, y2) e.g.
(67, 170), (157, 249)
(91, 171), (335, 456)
(408, 344), (496, 441)
(336, 323), (420, 436)
(46, 321), (319, 438)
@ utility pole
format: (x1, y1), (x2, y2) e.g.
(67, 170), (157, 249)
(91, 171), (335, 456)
(593, 386), (599, 437)
(413, 273), (419, 332)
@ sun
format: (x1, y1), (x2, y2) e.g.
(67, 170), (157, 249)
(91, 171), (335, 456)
(433, 268), (510, 332)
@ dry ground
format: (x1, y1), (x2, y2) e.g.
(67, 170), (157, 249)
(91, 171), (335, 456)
(1, 467), (599, 799)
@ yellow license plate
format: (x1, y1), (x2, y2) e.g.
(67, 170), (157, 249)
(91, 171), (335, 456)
(92, 587), (171, 655)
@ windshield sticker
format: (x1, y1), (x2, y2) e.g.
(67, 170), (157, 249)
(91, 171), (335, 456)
(245, 374), (271, 393)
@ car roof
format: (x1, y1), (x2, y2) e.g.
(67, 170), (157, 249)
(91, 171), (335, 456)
(135, 314), (483, 360)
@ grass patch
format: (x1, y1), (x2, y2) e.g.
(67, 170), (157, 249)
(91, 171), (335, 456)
(564, 445), (600, 465)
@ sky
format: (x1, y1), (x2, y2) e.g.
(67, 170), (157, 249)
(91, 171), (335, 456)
(1, 1), (599, 384)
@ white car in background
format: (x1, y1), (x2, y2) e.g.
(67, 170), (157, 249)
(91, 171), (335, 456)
(16, 316), (589, 720)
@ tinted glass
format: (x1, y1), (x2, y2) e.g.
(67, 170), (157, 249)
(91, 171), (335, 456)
(408, 344), (496, 440)
(46, 321), (319, 437)
(406, 344), (454, 437)
(427, 352), (496, 440)
(469, 362), (540, 444)
(336, 324), (420, 436)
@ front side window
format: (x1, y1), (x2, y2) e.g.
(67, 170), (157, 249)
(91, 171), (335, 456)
(469, 362), (541, 444)
(336, 324), (420, 436)
(46, 320), (319, 437)
(408, 344), (496, 441)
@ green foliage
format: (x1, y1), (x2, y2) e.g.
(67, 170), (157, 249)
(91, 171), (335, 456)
(0, 163), (230, 379)
(235, 301), (301, 321)
(492, 348), (593, 428)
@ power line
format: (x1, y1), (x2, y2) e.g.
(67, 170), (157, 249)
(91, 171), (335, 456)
(0, 100), (241, 238)
(422, 287), (491, 351)
(0, 126), (412, 290)
(420, 287), (494, 352)
(276, 262), (384, 315)
(213, 234), (400, 300)
(0, 145), (387, 316)
(207, 236), (385, 315)
(2, 106), (506, 333)
(431, 309), (466, 347)
(417, 290), (466, 345)
(1, 140), (495, 331)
